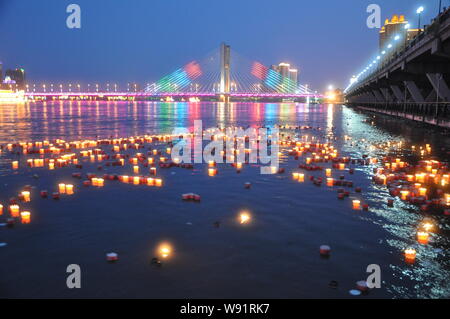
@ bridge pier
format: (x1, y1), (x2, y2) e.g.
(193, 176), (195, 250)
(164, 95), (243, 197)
(426, 73), (450, 101)
(390, 85), (405, 102)
(404, 81), (425, 103)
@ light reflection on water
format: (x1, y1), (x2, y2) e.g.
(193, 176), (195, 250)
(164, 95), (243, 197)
(0, 101), (449, 298)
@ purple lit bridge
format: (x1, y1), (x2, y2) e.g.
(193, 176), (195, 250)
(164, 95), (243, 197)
(26, 44), (323, 102)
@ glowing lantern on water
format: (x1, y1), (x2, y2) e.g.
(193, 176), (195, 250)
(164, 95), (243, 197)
(150, 167), (157, 175)
(352, 200), (361, 210)
(155, 179), (163, 187)
(292, 172), (299, 180)
(132, 158), (138, 165)
(298, 173), (305, 182)
(419, 188), (427, 196)
(270, 166), (277, 174)
(97, 178), (104, 187)
(122, 176), (129, 183)
(236, 162), (243, 170)
(66, 184), (74, 195)
(0, 204), (3, 215)
(133, 176), (140, 185)
(20, 211), (31, 224)
(306, 158), (312, 164)
(12, 161), (18, 170)
(422, 222), (434, 232)
(406, 175), (414, 182)
(59, 183), (66, 194)
(400, 190), (409, 200)
(208, 168), (217, 176)
(339, 163), (345, 170)
(156, 243), (173, 259)
(147, 178), (154, 186)
(133, 166), (139, 174)
(49, 162), (55, 170)
(404, 248), (416, 263)
(325, 168), (332, 177)
(327, 178), (334, 187)
(417, 232), (429, 245)
(148, 158), (154, 165)
(119, 159), (125, 166)
(239, 212), (251, 224)
(21, 191), (31, 202)
(10, 205), (20, 217)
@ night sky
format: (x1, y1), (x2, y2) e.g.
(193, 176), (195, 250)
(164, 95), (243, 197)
(0, 0), (443, 91)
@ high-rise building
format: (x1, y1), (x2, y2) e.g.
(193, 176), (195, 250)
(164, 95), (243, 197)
(379, 14), (423, 50)
(278, 63), (290, 79)
(288, 68), (298, 86)
(5, 68), (26, 89)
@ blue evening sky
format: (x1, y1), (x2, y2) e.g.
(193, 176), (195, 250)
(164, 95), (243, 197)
(0, 0), (443, 91)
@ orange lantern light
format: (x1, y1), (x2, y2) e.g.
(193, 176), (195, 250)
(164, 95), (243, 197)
(155, 179), (163, 187)
(58, 183), (66, 194)
(10, 205), (20, 217)
(20, 211), (31, 224)
(417, 232), (429, 245)
(12, 161), (19, 170)
(404, 248), (416, 263)
(21, 191), (31, 202)
(66, 184), (74, 195)
(352, 200), (361, 210)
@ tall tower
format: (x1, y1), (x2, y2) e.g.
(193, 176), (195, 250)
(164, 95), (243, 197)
(220, 43), (231, 94)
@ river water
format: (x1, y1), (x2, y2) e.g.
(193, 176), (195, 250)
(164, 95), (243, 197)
(0, 101), (449, 299)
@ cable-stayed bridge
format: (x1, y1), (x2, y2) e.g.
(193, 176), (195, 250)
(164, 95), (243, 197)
(26, 43), (321, 102)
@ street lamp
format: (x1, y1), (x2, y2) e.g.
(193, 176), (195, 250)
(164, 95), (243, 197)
(417, 6), (424, 33)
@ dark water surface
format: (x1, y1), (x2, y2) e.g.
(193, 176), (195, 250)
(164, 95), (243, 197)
(0, 101), (449, 299)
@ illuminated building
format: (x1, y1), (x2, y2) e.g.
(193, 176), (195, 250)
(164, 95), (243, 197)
(5, 68), (26, 89)
(379, 14), (422, 50)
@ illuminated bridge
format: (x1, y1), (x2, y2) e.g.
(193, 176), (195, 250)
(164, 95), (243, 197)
(26, 44), (321, 102)
(345, 8), (450, 127)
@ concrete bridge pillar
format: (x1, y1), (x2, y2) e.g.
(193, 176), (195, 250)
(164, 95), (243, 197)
(426, 73), (450, 101)
(372, 89), (385, 102)
(390, 85), (405, 102)
(404, 81), (425, 103)
(380, 88), (392, 102)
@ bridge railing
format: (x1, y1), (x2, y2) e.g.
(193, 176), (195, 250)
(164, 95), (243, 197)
(347, 102), (450, 127)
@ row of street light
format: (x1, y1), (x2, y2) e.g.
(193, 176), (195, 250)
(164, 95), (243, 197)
(344, 6), (426, 94)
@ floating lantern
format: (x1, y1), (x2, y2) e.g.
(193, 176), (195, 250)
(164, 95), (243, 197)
(325, 168), (332, 177)
(352, 200), (361, 210)
(133, 165), (139, 174)
(21, 191), (31, 202)
(292, 172), (299, 180)
(239, 212), (251, 224)
(404, 248), (416, 263)
(419, 188), (427, 196)
(122, 175), (129, 183)
(20, 211), (31, 224)
(157, 243), (172, 259)
(298, 173), (305, 182)
(150, 167), (157, 175)
(97, 178), (104, 187)
(12, 161), (18, 170)
(106, 253), (119, 262)
(58, 183), (66, 194)
(400, 190), (409, 201)
(133, 176), (140, 185)
(320, 245), (331, 256)
(421, 222), (434, 232)
(208, 160), (216, 167)
(208, 168), (217, 176)
(0, 204), (3, 215)
(49, 162), (55, 170)
(417, 232), (429, 245)
(339, 163), (345, 170)
(147, 178), (154, 186)
(9, 205), (20, 217)
(155, 179), (163, 187)
(327, 178), (334, 187)
(66, 184), (74, 195)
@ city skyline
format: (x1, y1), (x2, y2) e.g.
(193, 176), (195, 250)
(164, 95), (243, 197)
(0, 0), (443, 91)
